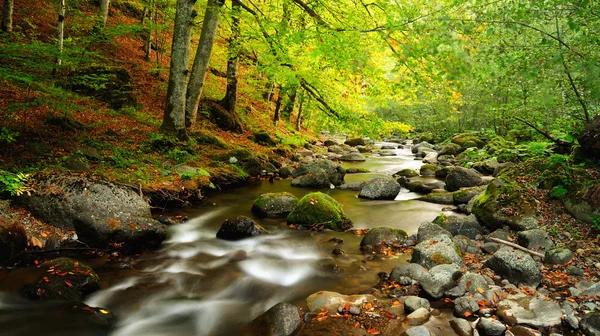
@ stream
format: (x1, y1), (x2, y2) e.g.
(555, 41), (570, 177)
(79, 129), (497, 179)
(0, 143), (452, 336)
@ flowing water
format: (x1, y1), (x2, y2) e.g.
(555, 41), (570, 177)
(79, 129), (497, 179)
(0, 143), (453, 336)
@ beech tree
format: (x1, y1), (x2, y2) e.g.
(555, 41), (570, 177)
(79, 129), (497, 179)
(161, 0), (196, 138)
(1, 0), (13, 33)
(99, 0), (110, 28)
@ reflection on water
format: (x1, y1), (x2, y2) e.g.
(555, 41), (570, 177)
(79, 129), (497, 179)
(0, 141), (454, 336)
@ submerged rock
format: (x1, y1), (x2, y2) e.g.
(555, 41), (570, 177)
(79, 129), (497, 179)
(251, 192), (298, 219)
(216, 216), (268, 240)
(287, 192), (352, 230)
(360, 227), (407, 247)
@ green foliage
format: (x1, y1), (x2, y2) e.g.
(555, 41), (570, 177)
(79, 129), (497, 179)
(0, 127), (20, 143)
(549, 185), (568, 199)
(109, 148), (136, 168)
(591, 216), (600, 232)
(0, 171), (32, 196)
(166, 149), (192, 164)
(525, 142), (553, 156)
(280, 135), (308, 147)
(230, 164), (249, 179)
(178, 168), (211, 180)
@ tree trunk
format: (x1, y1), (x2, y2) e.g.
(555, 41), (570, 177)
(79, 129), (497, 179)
(296, 89), (305, 131)
(220, 0), (241, 116)
(1, 0), (13, 33)
(161, 0), (196, 139)
(282, 85), (298, 121)
(184, 0), (225, 129)
(273, 85), (283, 125)
(99, 0), (110, 28)
(143, 0), (154, 62)
(55, 0), (66, 69)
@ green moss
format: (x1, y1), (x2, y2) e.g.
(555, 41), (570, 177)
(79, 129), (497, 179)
(346, 167), (370, 174)
(195, 131), (229, 149)
(431, 252), (452, 265)
(432, 214), (449, 225)
(452, 133), (484, 148)
(286, 192), (352, 230)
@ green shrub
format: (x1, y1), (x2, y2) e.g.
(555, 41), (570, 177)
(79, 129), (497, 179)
(0, 171), (32, 196)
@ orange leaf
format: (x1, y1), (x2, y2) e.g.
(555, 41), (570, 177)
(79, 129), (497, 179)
(476, 288), (485, 294)
(364, 303), (373, 310)
(64, 280), (73, 288)
(367, 328), (380, 334)
(464, 312), (472, 317)
(392, 300), (400, 306)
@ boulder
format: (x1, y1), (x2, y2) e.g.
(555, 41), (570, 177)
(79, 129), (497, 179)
(406, 180), (446, 194)
(472, 180), (539, 231)
(497, 296), (562, 328)
(581, 312), (600, 336)
(340, 153), (366, 162)
(292, 161), (346, 187)
(435, 167), (455, 179)
(250, 130), (279, 146)
(544, 247), (574, 265)
(407, 307), (430, 326)
(344, 138), (366, 147)
(324, 139), (339, 146)
(360, 227), (407, 247)
(578, 114), (600, 160)
(423, 152), (438, 164)
(452, 133), (485, 148)
(564, 189), (600, 225)
(439, 143), (464, 156)
(484, 247), (541, 287)
(63, 66), (135, 109)
(404, 296), (431, 314)
(416, 222), (451, 243)
(477, 317), (506, 336)
(459, 273), (490, 295)
(434, 214), (486, 240)
(248, 302), (302, 336)
(390, 263), (428, 283)
(291, 170), (329, 188)
(402, 326), (434, 336)
(215, 149), (265, 176)
(445, 167), (483, 192)
(306, 291), (373, 313)
(452, 235), (482, 255)
(251, 193), (299, 219)
(412, 142), (435, 154)
(358, 177), (401, 200)
(419, 164), (441, 176)
(411, 235), (462, 269)
(22, 258), (100, 301)
(454, 296), (479, 317)
(216, 216), (268, 240)
(287, 192), (352, 230)
(17, 173), (167, 252)
(453, 187), (486, 204)
(473, 159), (500, 176)
(450, 318), (474, 336)
(418, 191), (454, 205)
(421, 264), (462, 298)
(517, 229), (554, 251)
(339, 182), (365, 191)
(327, 145), (344, 154)
(396, 169), (419, 177)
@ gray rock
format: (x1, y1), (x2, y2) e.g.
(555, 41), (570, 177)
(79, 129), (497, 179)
(419, 192), (455, 205)
(291, 168), (330, 188)
(582, 282), (600, 296)
(404, 296), (431, 314)
(438, 214), (486, 240)
(406, 180), (446, 194)
(340, 153), (366, 162)
(278, 167), (293, 178)
(292, 160), (346, 187)
(324, 139), (339, 146)
(423, 152), (438, 164)
(217, 216), (268, 240)
(453, 187), (486, 204)
(411, 235), (462, 269)
(566, 313), (580, 330)
(481, 242), (500, 254)
(360, 227), (408, 247)
(421, 264), (462, 298)
(358, 177), (401, 200)
(497, 296), (562, 328)
(390, 263), (429, 283)
(416, 222), (452, 243)
(453, 235), (482, 255)
(306, 291), (374, 313)
(517, 229), (554, 251)
(419, 164), (441, 176)
(407, 307), (430, 326)
(402, 326), (434, 336)
(454, 296), (480, 317)
(581, 313), (600, 336)
(446, 167), (484, 192)
(484, 247), (541, 287)
(349, 306), (361, 315)
(17, 173), (167, 252)
(459, 273), (490, 294)
(396, 169), (420, 177)
(450, 318), (474, 336)
(249, 302), (302, 336)
(446, 285), (467, 298)
(339, 182), (365, 191)
(544, 247), (574, 265)
(477, 317), (506, 336)
(251, 193), (298, 218)
(439, 143), (463, 156)
(472, 159), (500, 176)
(345, 138), (366, 147)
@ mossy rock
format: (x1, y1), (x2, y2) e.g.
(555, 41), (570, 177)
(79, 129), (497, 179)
(420, 164), (441, 176)
(250, 130), (280, 147)
(287, 192), (352, 230)
(194, 131), (229, 149)
(451, 133), (484, 148)
(439, 143), (464, 156)
(360, 227), (408, 246)
(396, 169), (419, 177)
(472, 180), (539, 231)
(214, 149), (265, 176)
(22, 258), (101, 301)
(251, 192), (299, 219)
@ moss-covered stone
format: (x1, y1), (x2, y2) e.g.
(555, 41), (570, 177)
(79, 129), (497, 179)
(251, 192), (299, 219)
(439, 143), (464, 156)
(287, 192), (352, 230)
(472, 180), (538, 231)
(452, 133), (484, 148)
(22, 258), (101, 301)
(360, 227), (408, 246)
(250, 130), (280, 147)
(194, 131), (229, 149)
(420, 164), (441, 176)
(396, 168), (419, 177)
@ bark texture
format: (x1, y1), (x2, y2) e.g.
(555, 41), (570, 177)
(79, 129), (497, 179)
(1, 0), (14, 33)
